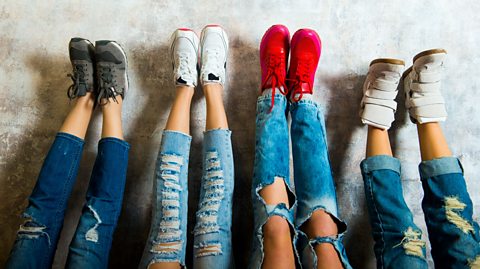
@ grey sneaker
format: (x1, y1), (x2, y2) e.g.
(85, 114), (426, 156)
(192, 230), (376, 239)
(199, 25), (229, 86)
(95, 40), (128, 105)
(67, 38), (95, 99)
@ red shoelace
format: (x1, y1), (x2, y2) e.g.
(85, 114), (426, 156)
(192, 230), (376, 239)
(287, 56), (314, 102)
(261, 53), (288, 112)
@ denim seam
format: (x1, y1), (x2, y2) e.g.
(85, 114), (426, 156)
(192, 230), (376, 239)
(367, 176), (386, 269)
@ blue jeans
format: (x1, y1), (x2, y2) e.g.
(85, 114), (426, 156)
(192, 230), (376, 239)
(361, 155), (480, 269)
(139, 129), (234, 269)
(6, 132), (130, 269)
(250, 92), (352, 269)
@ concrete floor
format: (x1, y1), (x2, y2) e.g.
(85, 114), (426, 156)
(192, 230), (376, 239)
(1, 1), (480, 268)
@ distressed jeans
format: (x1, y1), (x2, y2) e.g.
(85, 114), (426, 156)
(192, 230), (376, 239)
(361, 155), (480, 269)
(6, 132), (130, 269)
(250, 92), (352, 269)
(139, 129), (234, 268)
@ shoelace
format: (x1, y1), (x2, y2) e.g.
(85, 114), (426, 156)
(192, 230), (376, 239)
(177, 53), (195, 83)
(97, 66), (120, 105)
(261, 53), (288, 112)
(203, 49), (222, 79)
(287, 57), (314, 102)
(67, 64), (87, 99)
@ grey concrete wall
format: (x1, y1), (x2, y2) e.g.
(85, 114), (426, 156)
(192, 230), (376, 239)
(1, 1), (479, 268)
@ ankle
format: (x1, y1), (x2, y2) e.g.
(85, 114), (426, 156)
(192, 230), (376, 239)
(75, 92), (95, 107)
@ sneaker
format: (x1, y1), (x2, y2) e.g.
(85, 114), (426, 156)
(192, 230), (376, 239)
(360, 58), (405, 130)
(95, 40), (128, 105)
(170, 28), (199, 88)
(67, 38), (95, 99)
(403, 48), (447, 123)
(287, 29), (322, 102)
(199, 25), (228, 86)
(260, 24), (290, 110)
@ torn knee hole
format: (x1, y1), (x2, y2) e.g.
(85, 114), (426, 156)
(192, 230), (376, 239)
(444, 196), (474, 234)
(263, 215), (293, 238)
(194, 242), (222, 258)
(302, 209), (341, 238)
(258, 177), (295, 209)
(18, 217), (51, 245)
(85, 205), (102, 243)
(151, 241), (183, 254)
(469, 255), (480, 268)
(393, 227), (426, 258)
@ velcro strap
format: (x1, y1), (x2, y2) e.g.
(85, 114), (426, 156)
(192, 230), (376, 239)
(362, 96), (397, 111)
(361, 104), (395, 128)
(365, 88), (398, 100)
(413, 104), (447, 118)
(371, 79), (399, 92)
(411, 81), (441, 93)
(418, 71), (441, 83)
(410, 95), (445, 108)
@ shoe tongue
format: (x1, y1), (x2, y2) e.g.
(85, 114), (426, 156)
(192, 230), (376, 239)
(208, 73), (220, 81)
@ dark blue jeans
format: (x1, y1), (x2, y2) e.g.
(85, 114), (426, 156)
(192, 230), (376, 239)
(361, 155), (480, 269)
(6, 132), (130, 269)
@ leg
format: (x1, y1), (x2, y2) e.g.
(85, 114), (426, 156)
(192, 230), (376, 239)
(140, 86), (193, 269)
(249, 91), (296, 269)
(6, 94), (93, 269)
(66, 97), (130, 269)
(289, 100), (351, 269)
(360, 126), (427, 269)
(417, 122), (480, 267)
(193, 84), (234, 269)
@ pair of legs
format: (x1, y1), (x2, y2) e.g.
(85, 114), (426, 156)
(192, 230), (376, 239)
(251, 93), (350, 269)
(6, 93), (130, 269)
(141, 83), (233, 269)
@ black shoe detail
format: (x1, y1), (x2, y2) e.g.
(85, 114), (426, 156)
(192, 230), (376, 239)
(208, 73), (219, 81)
(177, 77), (188, 84)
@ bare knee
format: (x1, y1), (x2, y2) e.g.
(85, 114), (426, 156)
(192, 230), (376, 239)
(263, 215), (291, 240)
(302, 209), (339, 239)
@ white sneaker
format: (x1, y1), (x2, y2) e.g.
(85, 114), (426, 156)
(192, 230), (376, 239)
(404, 48), (447, 124)
(360, 58), (405, 130)
(199, 25), (229, 86)
(170, 28), (199, 87)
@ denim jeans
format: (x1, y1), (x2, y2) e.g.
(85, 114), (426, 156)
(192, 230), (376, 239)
(139, 129), (234, 269)
(6, 132), (130, 269)
(250, 92), (352, 269)
(361, 155), (480, 269)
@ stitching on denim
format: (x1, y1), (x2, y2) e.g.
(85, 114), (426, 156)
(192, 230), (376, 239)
(194, 150), (224, 236)
(151, 153), (184, 255)
(368, 176), (385, 268)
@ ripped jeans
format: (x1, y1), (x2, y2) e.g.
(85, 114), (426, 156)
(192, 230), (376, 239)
(361, 155), (480, 268)
(139, 129), (234, 268)
(250, 92), (352, 269)
(6, 132), (130, 269)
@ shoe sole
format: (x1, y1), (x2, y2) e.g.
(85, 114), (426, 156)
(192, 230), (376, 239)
(413, 48), (447, 63)
(369, 58), (405, 66)
(107, 41), (129, 98)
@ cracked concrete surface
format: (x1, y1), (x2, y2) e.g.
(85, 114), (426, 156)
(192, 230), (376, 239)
(1, 1), (479, 268)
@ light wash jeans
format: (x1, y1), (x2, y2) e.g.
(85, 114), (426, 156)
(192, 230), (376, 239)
(139, 129), (234, 269)
(250, 92), (352, 269)
(6, 132), (130, 269)
(361, 155), (480, 269)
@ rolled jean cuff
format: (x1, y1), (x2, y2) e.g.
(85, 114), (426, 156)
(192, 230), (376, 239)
(99, 137), (131, 149)
(57, 132), (85, 144)
(361, 155), (401, 174)
(204, 128), (232, 135)
(419, 156), (463, 179)
(163, 129), (192, 140)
